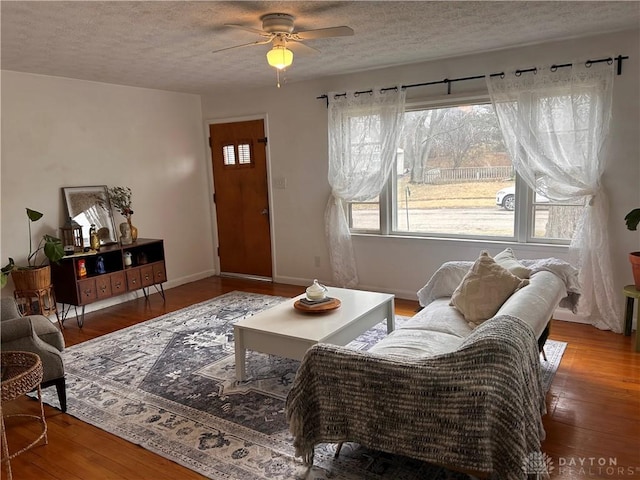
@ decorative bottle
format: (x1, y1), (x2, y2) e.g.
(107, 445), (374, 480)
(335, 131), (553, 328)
(127, 217), (138, 242)
(77, 259), (87, 278)
(89, 224), (100, 251)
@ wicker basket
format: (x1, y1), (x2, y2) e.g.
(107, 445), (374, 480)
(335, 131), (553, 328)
(1, 351), (43, 402)
(1, 351), (48, 479)
(10, 265), (51, 291)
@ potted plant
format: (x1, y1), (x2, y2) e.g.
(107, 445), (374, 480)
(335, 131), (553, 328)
(625, 208), (640, 288)
(1, 208), (65, 289)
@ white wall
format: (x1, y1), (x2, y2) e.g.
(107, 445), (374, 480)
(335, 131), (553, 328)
(202, 30), (640, 301)
(1, 72), (215, 309)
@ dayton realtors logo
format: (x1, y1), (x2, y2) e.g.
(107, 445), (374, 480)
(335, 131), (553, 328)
(523, 453), (640, 478)
(557, 457), (639, 477)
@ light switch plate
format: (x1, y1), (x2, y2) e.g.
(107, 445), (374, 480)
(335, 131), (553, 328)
(273, 176), (287, 189)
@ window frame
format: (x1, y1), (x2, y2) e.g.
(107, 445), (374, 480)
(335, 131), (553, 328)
(221, 140), (255, 169)
(347, 94), (574, 245)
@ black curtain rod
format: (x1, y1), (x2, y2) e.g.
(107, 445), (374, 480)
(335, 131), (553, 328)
(317, 55), (628, 107)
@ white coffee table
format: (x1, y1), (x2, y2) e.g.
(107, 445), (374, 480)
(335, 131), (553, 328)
(234, 287), (395, 381)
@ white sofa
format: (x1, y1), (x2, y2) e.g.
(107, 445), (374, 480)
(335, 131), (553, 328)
(286, 251), (579, 480)
(371, 258), (575, 359)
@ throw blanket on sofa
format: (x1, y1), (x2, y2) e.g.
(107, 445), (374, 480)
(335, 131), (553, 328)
(285, 315), (546, 480)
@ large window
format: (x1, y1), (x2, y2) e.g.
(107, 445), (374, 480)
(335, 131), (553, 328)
(348, 98), (583, 243)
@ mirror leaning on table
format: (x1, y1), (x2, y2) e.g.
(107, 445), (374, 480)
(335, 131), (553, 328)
(62, 185), (119, 247)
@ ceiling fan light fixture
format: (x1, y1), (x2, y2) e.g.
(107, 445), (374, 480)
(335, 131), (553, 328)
(266, 46), (293, 70)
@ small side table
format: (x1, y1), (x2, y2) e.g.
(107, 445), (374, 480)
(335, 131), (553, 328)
(13, 285), (63, 331)
(623, 285), (640, 352)
(14, 284), (58, 317)
(1, 351), (49, 480)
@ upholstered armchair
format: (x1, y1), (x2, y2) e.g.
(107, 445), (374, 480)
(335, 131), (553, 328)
(1, 297), (66, 411)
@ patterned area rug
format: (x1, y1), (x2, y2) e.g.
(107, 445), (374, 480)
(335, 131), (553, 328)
(41, 291), (566, 480)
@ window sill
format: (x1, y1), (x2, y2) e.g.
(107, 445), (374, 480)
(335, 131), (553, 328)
(351, 231), (570, 250)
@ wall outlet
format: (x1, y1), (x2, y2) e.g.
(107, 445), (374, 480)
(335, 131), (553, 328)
(314, 256), (321, 268)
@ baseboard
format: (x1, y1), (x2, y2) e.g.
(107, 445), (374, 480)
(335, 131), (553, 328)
(553, 308), (589, 324)
(272, 275), (313, 287)
(164, 270), (217, 289)
(273, 275), (417, 301)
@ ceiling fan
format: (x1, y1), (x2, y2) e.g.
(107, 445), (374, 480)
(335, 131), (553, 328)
(213, 13), (354, 86)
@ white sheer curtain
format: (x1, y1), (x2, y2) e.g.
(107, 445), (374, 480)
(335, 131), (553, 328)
(487, 60), (621, 332)
(326, 88), (405, 287)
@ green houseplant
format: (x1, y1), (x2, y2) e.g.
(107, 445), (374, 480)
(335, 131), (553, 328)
(1, 208), (65, 289)
(626, 208), (640, 288)
(625, 208), (640, 231)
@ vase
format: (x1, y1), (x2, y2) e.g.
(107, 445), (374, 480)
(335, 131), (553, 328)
(127, 217), (138, 242)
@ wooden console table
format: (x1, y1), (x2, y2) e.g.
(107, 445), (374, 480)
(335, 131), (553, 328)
(51, 238), (166, 327)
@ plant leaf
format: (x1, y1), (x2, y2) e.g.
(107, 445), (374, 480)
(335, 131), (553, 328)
(26, 208), (44, 222)
(1, 258), (15, 273)
(624, 208), (640, 231)
(43, 236), (65, 263)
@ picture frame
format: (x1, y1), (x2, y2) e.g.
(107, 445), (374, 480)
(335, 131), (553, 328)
(62, 185), (119, 246)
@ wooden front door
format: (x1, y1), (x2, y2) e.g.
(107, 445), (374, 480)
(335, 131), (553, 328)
(209, 119), (272, 279)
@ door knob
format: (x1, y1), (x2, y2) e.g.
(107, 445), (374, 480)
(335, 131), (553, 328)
(261, 208), (269, 215)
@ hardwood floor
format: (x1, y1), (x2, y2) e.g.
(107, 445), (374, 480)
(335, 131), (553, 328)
(2, 276), (639, 479)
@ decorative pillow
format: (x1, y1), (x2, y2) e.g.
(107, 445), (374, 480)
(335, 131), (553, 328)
(450, 251), (529, 325)
(494, 248), (530, 279)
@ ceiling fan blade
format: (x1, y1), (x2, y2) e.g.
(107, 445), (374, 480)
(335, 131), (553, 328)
(294, 26), (354, 40)
(211, 39), (272, 54)
(224, 24), (269, 36)
(288, 40), (320, 55)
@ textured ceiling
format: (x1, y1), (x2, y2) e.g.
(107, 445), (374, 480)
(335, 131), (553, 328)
(1, 1), (638, 95)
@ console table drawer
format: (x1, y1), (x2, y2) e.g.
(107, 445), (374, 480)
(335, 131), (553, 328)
(126, 269), (142, 290)
(140, 265), (154, 287)
(77, 278), (97, 304)
(152, 262), (166, 284)
(95, 276), (112, 299)
(110, 271), (126, 295)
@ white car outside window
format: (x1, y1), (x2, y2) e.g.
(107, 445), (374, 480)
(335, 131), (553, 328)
(496, 186), (548, 211)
